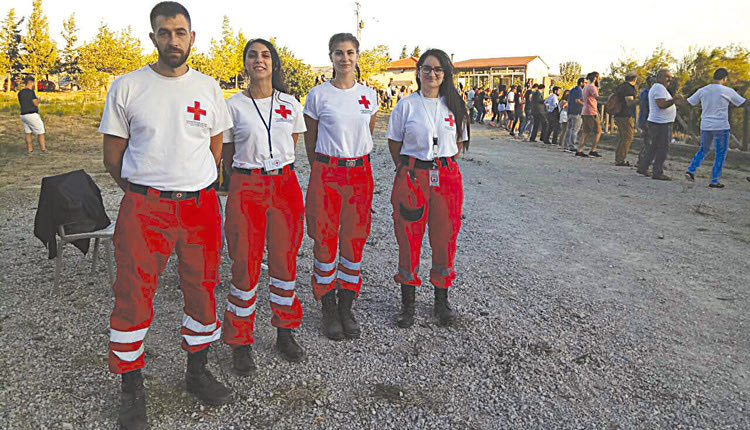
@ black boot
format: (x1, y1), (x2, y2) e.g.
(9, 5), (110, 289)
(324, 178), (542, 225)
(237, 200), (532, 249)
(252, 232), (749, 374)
(231, 344), (256, 377)
(118, 369), (147, 430)
(396, 284), (416, 328)
(337, 289), (361, 339)
(434, 288), (456, 327)
(321, 290), (345, 340)
(185, 346), (231, 406)
(276, 328), (306, 362)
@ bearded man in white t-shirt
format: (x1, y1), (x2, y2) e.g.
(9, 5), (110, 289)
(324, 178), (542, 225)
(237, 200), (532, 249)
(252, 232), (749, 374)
(99, 2), (233, 428)
(684, 68), (748, 188)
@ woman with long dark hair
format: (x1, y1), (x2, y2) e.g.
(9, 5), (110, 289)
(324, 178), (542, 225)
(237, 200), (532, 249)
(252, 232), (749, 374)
(386, 49), (469, 328)
(222, 39), (307, 374)
(303, 33), (378, 341)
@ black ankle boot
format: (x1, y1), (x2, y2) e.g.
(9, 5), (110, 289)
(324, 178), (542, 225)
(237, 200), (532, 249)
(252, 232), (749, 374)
(337, 289), (361, 338)
(276, 328), (306, 362)
(185, 346), (231, 406)
(118, 369), (147, 430)
(434, 288), (456, 327)
(231, 345), (256, 377)
(396, 284), (416, 328)
(321, 290), (345, 340)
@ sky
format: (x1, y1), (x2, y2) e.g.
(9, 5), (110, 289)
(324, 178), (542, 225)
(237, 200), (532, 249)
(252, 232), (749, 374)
(4, 0), (750, 74)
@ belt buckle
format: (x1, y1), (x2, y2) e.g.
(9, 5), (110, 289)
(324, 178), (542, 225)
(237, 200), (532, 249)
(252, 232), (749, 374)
(345, 159), (357, 167)
(175, 192), (184, 199)
(267, 169), (281, 176)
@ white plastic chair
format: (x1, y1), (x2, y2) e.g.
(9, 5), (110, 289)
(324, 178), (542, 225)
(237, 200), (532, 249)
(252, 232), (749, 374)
(54, 221), (116, 290)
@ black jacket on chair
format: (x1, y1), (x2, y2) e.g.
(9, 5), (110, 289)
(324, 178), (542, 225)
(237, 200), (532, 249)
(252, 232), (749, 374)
(34, 169), (111, 259)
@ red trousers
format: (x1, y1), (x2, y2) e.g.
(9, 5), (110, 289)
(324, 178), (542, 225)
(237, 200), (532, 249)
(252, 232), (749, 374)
(306, 154), (373, 300)
(222, 166), (304, 348)
(109, 186), (222, 374)
(391, 158), (463, 289)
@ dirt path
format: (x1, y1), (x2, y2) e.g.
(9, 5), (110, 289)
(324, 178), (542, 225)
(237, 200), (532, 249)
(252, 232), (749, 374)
(0, 114), (748, 428)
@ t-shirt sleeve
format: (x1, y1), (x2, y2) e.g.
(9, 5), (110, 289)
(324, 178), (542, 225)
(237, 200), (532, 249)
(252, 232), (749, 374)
(31, 90), (38, 100)
(386, 101), (404, 142)
(211, 84), (233, 136)
(651, 84), (669, 100)
(292, 99), (307, 134)
(726, 87), (747, 107)
(222, 101), (235, 144)
(369, 88), (379, 117)
(98, 79), (130, 139)
(687, 88), (701, 106)
(303, 86), (318, 120)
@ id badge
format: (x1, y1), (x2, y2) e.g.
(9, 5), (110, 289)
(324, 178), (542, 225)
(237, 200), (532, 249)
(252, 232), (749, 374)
(263, 158), (283, 171)
(429, 169), (440, 187)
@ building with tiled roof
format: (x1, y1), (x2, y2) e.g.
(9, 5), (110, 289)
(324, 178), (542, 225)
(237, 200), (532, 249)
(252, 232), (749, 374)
(453, 56), (549, 89)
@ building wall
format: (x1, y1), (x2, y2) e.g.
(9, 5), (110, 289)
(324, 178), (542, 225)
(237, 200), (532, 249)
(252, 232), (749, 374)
(525, 58), (549, 85)
(370, 70), (418, 90)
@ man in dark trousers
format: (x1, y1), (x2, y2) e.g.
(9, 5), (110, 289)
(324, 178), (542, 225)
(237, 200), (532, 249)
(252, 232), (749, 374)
(637, 69), (681, 180)
(529, 84), (548, 142)
(18, 76), (47, 154)
(99, 2), (233, 428)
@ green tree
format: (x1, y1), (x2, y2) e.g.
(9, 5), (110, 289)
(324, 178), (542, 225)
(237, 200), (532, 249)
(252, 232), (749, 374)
(1, 9), (25, 90)
(188, 50), (211, 75)
(270, 37), (314, 98)
(399, 45), (407, 59)
(56, 13), (79, 75)
(22, 0), (57, 77)
(77, 23), (144, 90)
(233, 30), (247, 89)
(207, 15), (235, 84)
(557, 60), (581, 90)
(411, 45), (420, 58)
(359, 44), (390, 84)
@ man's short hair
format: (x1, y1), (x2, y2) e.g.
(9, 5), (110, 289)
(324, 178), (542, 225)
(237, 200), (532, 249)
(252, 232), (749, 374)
(538, 84), (545, 90)
(150, 1), (191, 30)
(577, 77), (585, 86)
(23, 76), (35, 84)
(586, 71), (599, 81)
(625, 72), (637, 82)
(532, 84), (538, 89)
(656, 68), (670, 81)
(713, 68), (729, 81)
(552, 86), (560, 92)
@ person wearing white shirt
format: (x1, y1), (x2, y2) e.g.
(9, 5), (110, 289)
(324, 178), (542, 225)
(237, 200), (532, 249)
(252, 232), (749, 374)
(684, 68), (748, 188)
(387, 49), (469, 329)
(303, 33), (378, 341)
(543, 86), (561, 144)
(637, 69), (682, 180)
(98, 3), (232, 426)
(221, 39), (307, 375)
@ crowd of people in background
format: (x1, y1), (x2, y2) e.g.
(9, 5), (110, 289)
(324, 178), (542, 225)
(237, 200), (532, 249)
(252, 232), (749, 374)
(456, 67), (748, 188)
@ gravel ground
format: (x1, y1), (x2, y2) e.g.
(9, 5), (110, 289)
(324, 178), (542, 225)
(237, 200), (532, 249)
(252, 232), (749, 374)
(1, 118), (749, 429)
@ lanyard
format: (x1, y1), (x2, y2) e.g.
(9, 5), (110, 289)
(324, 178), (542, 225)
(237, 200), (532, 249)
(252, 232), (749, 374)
(249, 90), (275, 158)
(418, 91), (440, 160)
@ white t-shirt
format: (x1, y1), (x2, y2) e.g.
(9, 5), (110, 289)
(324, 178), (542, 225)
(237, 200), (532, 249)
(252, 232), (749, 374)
(224, 91), (306, 169)
(386, 93), (468, 160)
(303, 81), (378, 158)
(648, 83), (676, 124)
(99, 66), (232, 191)
(506, 92), (515, 111)
(687, 83), (746, 131)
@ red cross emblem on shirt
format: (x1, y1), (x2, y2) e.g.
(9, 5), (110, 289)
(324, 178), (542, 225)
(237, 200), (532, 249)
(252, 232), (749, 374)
(187, 101), (206, 121)
(358, 95), (371, 109)
(445, 114), (456, 127)
(275, 104), (292, 119)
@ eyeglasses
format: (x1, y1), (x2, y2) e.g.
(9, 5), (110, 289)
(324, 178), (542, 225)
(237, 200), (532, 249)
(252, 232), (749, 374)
(420, 66), (444, 76)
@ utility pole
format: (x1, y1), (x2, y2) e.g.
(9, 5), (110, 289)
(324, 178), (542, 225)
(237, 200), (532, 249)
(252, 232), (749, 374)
(355, 2), (364, 41)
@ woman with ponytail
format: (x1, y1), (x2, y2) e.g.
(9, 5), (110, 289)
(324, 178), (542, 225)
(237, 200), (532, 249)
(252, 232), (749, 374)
(303, 33), (378, 341)
(386, 49), (469, 328)
(222, 39), (307, 374)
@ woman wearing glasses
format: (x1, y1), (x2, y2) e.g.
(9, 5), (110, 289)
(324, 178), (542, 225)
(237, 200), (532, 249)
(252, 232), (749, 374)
(386, 49), (469, 328)
(303, 33), (378, 341)
(221, 39), (307, 375)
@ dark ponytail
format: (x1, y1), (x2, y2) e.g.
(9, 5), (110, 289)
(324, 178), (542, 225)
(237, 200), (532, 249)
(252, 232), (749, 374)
(416, 49), (470, 147)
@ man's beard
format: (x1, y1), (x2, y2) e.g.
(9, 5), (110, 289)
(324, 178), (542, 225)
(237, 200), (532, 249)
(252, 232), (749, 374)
(158, 46), (190, 68)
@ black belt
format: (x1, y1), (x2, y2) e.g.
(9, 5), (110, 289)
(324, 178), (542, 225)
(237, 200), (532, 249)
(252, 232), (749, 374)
(399, 155), (455, 169)
(235, 163), (294, 176)
(128, 183), (210, 200)
(316, 153), (370, 167)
